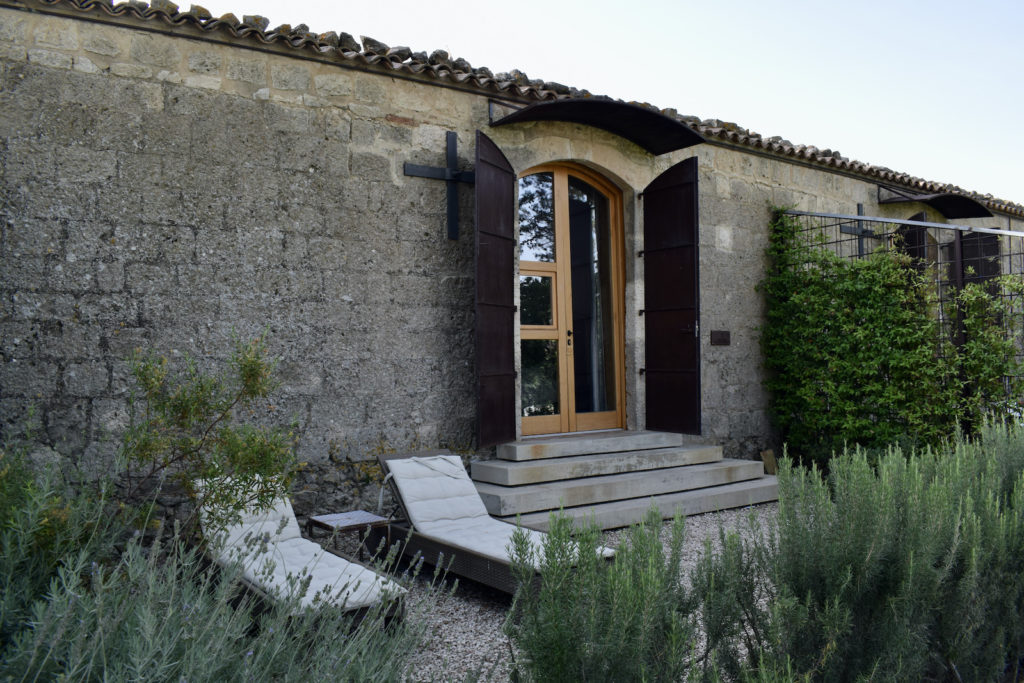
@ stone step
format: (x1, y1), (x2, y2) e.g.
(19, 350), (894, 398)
(498, 430), (694, 461)
(476, 459), (765, 517)
(507, 477), (780, 531)
(472, 444), (723, 486)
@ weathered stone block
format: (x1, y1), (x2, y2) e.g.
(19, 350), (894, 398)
(45, 399), (91, 455)
(54, 146), (117, 183)
(6, 291), (77, 322)
(73, 56), (101, 74)
(320, 108), (351, 140)
(81, 26), (122, 56)
(129, 34), (180, 68)
(270, 63), (310, 91)
(123, 263), (178, 296)
(183, 74), (221, 90)
(263, 101), (310, 132)
(95, 261), (125, 293)
(0, 43), (25, 60)
(27, 49), (72, 69)
(226, 58), (265, 85)
(353, 77), (385, 103)
(75, 293), (139, 325)
(110, 63), (153, 79)
(64, 362), (108, 396)
(313, 73), (351, 97)
(33, 21), (79, 50)
(0, 14), (28, 42)
(91, 397), (129, 439)
(349, 151), (391, 181)
(0, 323), (43, 360)
(187, 51), (220, 74)
(1, 359), (59, 397)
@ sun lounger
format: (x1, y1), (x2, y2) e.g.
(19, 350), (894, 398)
(372, 451), (614, 594)
(200, 489), (406, 614)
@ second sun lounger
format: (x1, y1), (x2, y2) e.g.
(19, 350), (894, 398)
(372, 451), (614, 594)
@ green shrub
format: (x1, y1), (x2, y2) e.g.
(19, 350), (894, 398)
(0, 445), (430, 681)
(1, 530), (425, 681)
(769, 421), (1024, 681)
(505, 509), (697, 682)
(690, 523), (774, 680)
(0, 446), (121, 652)
(507, 422), (1024, 682)
(760, 209), (1022, 464)
(759, 210), (959, 463)
(121, 335), (298, 533)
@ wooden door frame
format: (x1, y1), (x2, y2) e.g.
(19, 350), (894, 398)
(518, 162), (626, 436)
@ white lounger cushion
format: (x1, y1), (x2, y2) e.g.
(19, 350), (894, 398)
(387, 455), (614, 565)
(203, 493), (404, 611)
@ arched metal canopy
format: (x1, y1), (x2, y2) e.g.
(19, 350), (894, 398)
(878, 186), (993, 219)
(491, 98), (705, 156)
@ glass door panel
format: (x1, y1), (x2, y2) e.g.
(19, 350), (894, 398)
(519, 275), (554, 326)
(568, 177), (616, 417)
(518, 166), (623, 436)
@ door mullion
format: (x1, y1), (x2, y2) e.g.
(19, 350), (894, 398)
(553, 170), (575, 433)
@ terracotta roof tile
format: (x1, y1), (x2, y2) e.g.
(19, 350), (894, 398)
(9, 0), (1022, 218)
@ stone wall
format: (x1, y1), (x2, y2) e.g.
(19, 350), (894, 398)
(2, 4), (1020, 513)
(0, 6), (492, 512)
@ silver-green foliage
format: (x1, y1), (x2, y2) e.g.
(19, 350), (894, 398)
(506, 422), (1024, 681)
(505, 509), (700, 682)
(0, 453), (427, 681)
(0, 444), (122, 653)
(771, 421), (1024, 681)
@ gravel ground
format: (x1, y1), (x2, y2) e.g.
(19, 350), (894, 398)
(392, 502), (780, 682)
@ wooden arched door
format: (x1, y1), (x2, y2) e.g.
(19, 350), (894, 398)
(517, 164), (626, 435)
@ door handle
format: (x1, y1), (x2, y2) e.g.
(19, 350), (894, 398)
(566, 329), (573, 347)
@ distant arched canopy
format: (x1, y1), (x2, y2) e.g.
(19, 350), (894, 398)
(878, 186), (993, 219)
(491, 98), (705, 156)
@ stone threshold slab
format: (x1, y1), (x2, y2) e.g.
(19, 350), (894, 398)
(472, 444), (722, 486)
(497, 430), (692, 461)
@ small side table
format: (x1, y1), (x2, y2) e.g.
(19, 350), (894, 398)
(306, 510), (389, 560)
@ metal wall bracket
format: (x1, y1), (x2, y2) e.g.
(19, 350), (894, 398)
(403, 131), (475, 240)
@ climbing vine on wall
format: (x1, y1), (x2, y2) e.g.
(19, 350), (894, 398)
(760, 209), (1023, 464)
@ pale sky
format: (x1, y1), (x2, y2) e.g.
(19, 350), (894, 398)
(196, 0), (1024, 208)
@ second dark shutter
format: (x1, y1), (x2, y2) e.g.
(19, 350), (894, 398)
(642, 157), (701, 434)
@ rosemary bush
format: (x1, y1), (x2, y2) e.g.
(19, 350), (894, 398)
(0, 446), (120, 652)
(506, 509), (698, 682)
(770, 420), (1024, 681)
(508, 422), (1024, 681)
(0, 450), (429, 681)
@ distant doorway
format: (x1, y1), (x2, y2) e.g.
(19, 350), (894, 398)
(517, 164), (625, 435)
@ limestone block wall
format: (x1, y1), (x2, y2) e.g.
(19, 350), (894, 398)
(3, 4), (1018, 508)
(0, 7), (493, 511)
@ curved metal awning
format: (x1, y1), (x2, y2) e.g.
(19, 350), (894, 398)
(878, 186), (993, 219)
(490, 98), (705, 156)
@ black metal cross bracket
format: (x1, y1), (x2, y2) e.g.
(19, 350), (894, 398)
(403, 131), (475, 240)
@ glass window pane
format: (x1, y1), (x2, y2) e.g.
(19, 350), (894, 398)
(521, 339), (559, 417)
(518, 172), (555, 262)
(568, 176), (615, 413)
(520, 275), (553, 326)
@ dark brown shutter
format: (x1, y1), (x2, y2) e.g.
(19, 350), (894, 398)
(474, 131), (516, 447)
(642, 157), (701, 434)
(960, 231), (1000, 288)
